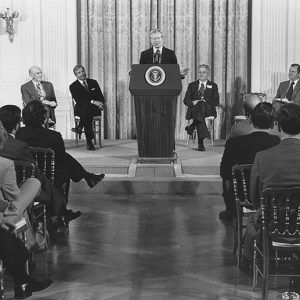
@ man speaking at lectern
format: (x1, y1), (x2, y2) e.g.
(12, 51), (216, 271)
(139, 29), (189, 77)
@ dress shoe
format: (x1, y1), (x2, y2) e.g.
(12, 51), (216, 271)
(71, 125), (82, 135)
(219, 210), (235, 223)
(198, 144), (205, 151)
(87, 143), (95, 151)
(85, 173), (105, 188)
(65, 209), (81, 222)
(15, 277), (52, 299)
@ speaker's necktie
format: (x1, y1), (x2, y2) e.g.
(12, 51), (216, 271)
(153, 49), (160, 64)
(36, 83), (45, 100)
(199, 83), (205, 97)
(286, 81), (294, 100)
(83, 80), (89, 92)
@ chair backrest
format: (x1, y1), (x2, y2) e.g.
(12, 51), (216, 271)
(232, 164), (253, 208)
(260, 187), (300, 244)
(29, 147), (55, 184)
(14, 160), (35, 185)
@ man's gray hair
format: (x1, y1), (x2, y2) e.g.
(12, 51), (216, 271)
(149, 29), (163, 37)
(199, 64), (210, 72)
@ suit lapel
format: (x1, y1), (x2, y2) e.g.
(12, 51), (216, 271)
(292, 80), (300, 99)
(28, 81), (40, 100)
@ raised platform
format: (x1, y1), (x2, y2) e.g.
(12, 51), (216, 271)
(65, 139), (224, 195)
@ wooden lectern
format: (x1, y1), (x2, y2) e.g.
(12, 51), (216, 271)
(129, 64), (182, 158)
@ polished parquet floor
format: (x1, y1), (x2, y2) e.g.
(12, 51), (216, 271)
(4, 194), (288, 299)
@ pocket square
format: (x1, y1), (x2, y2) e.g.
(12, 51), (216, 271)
(207, 85), (212, 89)
(91, 88), (95, 90)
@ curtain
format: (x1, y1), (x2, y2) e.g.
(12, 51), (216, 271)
(79, 0), (249, 139)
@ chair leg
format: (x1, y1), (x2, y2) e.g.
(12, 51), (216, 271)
(237, 216), (243, 267)
(252, 240), (258, 291)
(233, 219), (238, 256)
(262, 251), (269, 300)
(93, 121), (97, 145)
(0, 260), (5, 300)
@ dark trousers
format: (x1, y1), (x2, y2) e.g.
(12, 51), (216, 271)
(54, 153), (87, 188)
(77, 105), (101, 143)
(193, 119), (209, 141)
(222, 179), (236, 216)
(0, 228), (30, 284)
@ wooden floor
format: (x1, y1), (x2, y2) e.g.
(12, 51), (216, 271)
(4, 194), (289, 299)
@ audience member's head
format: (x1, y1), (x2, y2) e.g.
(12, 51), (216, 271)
(250, 102), (274, 129)
(0, 105), (21, 133)
(243, 93), (265, 118)
(289, 63), (300, 82)
(275, 103), (300, 135)
(0, 121), (8, 149)
(22, 101), (48, 127)
(29, 66), (43, 82)
(198, 64), (210, 82)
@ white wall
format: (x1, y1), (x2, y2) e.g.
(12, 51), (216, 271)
(0, 0), (77, 138)
(251, 0), (300, 98)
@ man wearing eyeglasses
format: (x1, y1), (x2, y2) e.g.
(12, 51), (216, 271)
(183, 64), (219, 151)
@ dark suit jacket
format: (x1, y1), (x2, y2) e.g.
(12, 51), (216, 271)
(21, 80), (57, 122)
(184, 80), (219, 120)
(275, 80), (300, 104)
(220, 131), (280, 180)
(0, 135), (64, 215)
(69, 78), (105, 118)
(16, 126), (86, 188)
(250, 138), (300, 209)
(139, 47), (178, 64)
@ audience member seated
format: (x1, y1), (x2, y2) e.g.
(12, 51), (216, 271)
(15, 101), (105, 191)
(0, 105), (81, 225)
(219, 102), (280, 222)
(0, 214), (52, 299)
(228, 93), (264, 139)
(241, 103), (300, 290)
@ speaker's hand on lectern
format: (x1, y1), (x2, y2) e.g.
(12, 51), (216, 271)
(180, 67), (190, 76)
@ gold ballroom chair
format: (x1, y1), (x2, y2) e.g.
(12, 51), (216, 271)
(232, 164), (255, 267)
(252, 187), (300, 300)
(186, 116), (215, 147)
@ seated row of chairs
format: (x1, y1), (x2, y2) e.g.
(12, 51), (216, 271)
(0, 146), (67, 299)
(232, 164), (300, 300)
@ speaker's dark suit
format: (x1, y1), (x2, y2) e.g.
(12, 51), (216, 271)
(220, 131), (280, 215)
(16, 126), (87, 188)
(139, 47), (177, 64)
(0, 135), (65, 215)
(69, 78), (105, 142)
(275, 80), (300, 104)
(184, 80), (219, 140)
(21, 80), (57, 123)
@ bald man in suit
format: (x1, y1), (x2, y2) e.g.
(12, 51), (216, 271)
(21, 66), (57, 125)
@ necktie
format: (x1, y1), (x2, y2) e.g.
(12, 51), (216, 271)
(286, 81), (294, 101)
(199, 83), (205, 97)
(153, 49), (160, 64)
(36, 83), (42, 96)
(83, 80), (89, 92)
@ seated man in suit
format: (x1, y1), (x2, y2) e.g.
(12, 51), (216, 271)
(241, 103), (300, 287)
(219, 102), (280, 222)
(0, 105), (81, 223)
(183, 64), (219, 151)
(16, 101), (105, 191)
(69, 65), (105, 151)
(139, 28), (189, 77)
(275, 63), (300, 104)
(228, 93), (264, 139)
(0, 216), (52, 298)
(21, 66), (57, 126)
